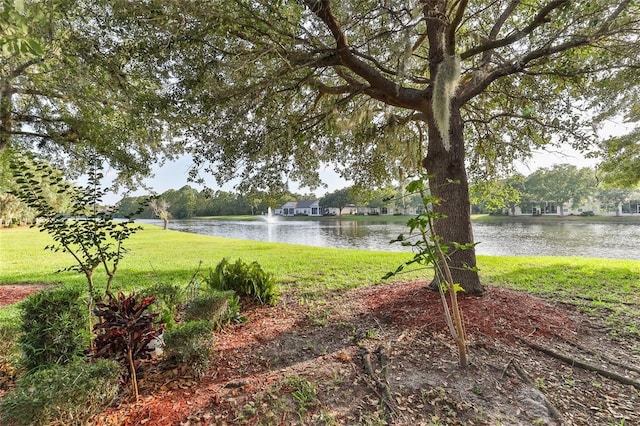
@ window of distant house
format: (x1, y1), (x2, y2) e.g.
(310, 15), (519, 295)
(312, 208), (318, 215)
(545, 202), (557, 214)
(381, 207), (388, 215)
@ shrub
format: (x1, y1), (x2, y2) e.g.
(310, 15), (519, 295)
(93, 292), (160, 400)
(19, 287), (90, 371)
(140, 282), (184, 329)
(0, 359), (121, 426)
(0, 321), (22, 380)
(185, 290), (239, 328)
(10, 155), (145, 301)
(205, 258), (278, 305)
(163, 320), (214, 377)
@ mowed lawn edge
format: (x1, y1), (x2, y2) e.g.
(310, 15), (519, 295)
(0, 225), (422, 293)
(1, 225), (639, 323)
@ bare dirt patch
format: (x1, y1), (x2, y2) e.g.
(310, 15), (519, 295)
(3, 281), (640, 425)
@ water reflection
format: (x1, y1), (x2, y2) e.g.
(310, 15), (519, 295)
(142, 218), (640, 260)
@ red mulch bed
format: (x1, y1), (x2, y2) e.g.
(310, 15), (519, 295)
(0, 284), (50, 306)
(96, 282), (584, 425)
(2, 281), (638, 425)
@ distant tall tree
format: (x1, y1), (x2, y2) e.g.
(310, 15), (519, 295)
(471, 175), (524, 215)
(150, 198), (171, 230)
(162, 186), (199, 219)
(0, 192), (29, 226)
(320, 188), (354, 216)
(525, 165), (597, 216)
(348, 186), (375, 214)
(595, 188), (635, 217)
(0, 150), (72, 224)
(366, 187), (396, 214)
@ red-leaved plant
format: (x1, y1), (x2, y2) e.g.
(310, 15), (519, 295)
(93, 292), (160, 400)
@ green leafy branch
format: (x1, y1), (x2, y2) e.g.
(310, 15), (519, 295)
(384, 175), (473, 367)
(9, 154), (145, 300)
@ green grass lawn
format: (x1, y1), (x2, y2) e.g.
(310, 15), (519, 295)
(0, 225), (423, 294)
(2, 225), (639, 330)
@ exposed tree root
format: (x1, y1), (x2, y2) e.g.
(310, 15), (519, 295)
(560, 337), (640, 375)
(521, 338), (640, 391)
(511, 361), (564, 424)
(360, 343), (398, 423)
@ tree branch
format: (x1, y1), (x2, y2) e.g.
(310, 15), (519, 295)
(458, 0), (631, 107)
(460, 0), (569, 61)
(4, 58), (42, 82)
(447, 0), (468, 54)
(482, 0), (521, 63)
(1, 130), (52, 139)
(304, 0), (428, 111)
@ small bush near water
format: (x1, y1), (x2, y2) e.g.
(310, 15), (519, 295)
(205, 258), (278, 305)
(19, 287), (90, 371)
(163, 320), (215, 377)
(0, 359), (121, 426)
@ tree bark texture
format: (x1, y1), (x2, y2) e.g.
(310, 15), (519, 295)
(0, 85), (12, 151)
(424, 107), (483, 295)
(422, 1), (483, 294)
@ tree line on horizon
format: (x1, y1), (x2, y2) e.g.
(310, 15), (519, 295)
(115, 164), (639, 221)
(1, 161), (637, 227)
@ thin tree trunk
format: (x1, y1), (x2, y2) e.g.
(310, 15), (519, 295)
(423, 108), (483, 295)
(0, 85), (13, 151)
(128, 346), (139, 401)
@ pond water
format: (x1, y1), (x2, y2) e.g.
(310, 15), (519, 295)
(142, 218), (640, 260)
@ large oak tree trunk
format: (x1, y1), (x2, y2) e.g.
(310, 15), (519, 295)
(423, 106), (484, 295)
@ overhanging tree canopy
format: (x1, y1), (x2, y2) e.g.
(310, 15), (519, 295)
(127, 0), (637, 293)
(0, 0), (177, 181)
(6, 1), (638, 293)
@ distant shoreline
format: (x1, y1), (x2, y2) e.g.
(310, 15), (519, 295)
(471, 214), (640, 225)
(187, 213), (640, 225)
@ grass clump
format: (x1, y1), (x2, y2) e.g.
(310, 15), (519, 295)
(163, 320), (214, 377)
(0, 359), (121, 426)
(19, 287), (89, 371)
(0, 321), (22, 379)
(205, 258), (278, 305)
(184, 290), (241, 327)
(286, 375), (319, 416)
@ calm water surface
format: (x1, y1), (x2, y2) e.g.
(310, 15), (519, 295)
(143, 218), (640, 260)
